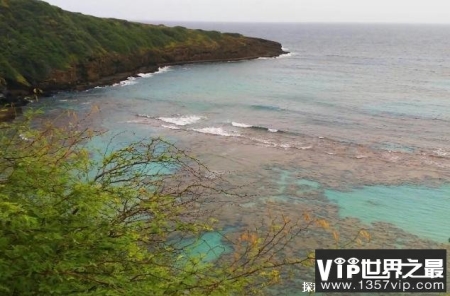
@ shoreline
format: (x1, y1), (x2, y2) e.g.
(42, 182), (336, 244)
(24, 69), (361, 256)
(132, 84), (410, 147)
(1, 50), (288, 110)
(1, 1), (288, 112)
(55, 52), (287, 92)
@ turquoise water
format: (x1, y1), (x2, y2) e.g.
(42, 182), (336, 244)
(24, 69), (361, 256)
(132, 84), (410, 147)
(177, 231), (232, 263)
(270, 166), (450, 243)
(34, 23), (450, 258)
(297, 179), (321, 191)
(325, 185), (450, 243)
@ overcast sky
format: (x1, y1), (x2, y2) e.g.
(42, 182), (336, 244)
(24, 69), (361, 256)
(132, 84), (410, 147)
(43, 0), (450, 24)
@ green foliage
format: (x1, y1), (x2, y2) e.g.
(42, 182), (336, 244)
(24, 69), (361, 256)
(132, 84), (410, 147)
(224, 32), (243, 38)
(195, 29), (223, 40)
(0, 0), (245, 86)
(0, 112), (314, 295)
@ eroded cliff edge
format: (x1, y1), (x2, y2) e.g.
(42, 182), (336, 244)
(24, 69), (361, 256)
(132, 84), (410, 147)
(42, 36), (285, 92)
(0, 0), (286, 105)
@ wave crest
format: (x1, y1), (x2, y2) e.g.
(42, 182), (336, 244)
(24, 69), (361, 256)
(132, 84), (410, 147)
(231, 122), (252, 128)
(192, 127), (238, 137)
(158, 115), (203, 126)
(113, 76), (137, 87)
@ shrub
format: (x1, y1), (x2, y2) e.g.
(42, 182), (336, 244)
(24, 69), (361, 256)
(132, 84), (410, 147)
(0, 111), (315, 295)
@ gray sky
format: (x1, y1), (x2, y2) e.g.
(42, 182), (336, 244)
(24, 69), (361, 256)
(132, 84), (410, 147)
(43, 0), (450, 24)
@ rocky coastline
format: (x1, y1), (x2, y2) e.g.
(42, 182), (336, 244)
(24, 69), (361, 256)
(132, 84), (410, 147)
(1, 0), (288, 114)
(0, 37), (286, 110)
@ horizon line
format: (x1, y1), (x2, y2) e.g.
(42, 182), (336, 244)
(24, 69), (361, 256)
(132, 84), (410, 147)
(134, 19), (450, 26)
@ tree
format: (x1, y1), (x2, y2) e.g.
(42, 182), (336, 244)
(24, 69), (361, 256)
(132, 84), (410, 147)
(0, 111), (319, 295)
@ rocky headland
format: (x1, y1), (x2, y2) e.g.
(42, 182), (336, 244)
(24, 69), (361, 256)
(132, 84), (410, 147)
(0, 0), (286, 108)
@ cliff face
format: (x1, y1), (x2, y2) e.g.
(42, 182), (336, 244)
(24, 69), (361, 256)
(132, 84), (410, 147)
(0, 0), (285, 104)
(41, 37), (284, 92)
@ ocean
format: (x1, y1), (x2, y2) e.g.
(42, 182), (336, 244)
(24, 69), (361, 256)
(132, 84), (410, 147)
(33, 23), (450, 293)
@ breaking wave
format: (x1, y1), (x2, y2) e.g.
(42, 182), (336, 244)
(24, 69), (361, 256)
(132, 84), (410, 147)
(192, 127), (239, 137)
(158, 115), (203, 126)
(113, 76), (138, 87)
(138, 66), (172, 78)
(231, 122), (281, 133)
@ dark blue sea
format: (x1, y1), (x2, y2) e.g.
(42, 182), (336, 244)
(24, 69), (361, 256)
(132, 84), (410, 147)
(35, 23), (450, 293)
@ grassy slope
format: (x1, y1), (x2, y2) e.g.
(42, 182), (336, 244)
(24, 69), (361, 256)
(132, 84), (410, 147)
(0, 0), (257, 88)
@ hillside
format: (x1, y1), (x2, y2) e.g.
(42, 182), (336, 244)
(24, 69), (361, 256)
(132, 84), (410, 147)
(0, 0), (285, 103)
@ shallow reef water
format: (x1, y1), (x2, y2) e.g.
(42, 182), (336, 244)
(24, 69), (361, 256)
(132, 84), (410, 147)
(32, 23), (450, 292)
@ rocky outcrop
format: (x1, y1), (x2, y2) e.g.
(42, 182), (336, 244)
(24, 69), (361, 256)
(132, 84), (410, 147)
(39, 37), (285, 92)
(0, 1), (287, 107)
(1, 36), (285, 107)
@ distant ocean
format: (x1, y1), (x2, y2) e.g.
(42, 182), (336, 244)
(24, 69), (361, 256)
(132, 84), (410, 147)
(34, 23), (450, 292)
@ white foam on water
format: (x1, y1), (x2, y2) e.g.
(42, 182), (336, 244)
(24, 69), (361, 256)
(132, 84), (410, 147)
(125, 116), (154, 125)
(158, 115), (203, 126)
(137, 66), (171, 78)
(278, 144), (291, 149)
(156, 66), (171, 74)
(113, 76), (138, 87)
(137, 73), (153, 78)
(282, 46), (289, 51)
(232, 122), (252, 128)
(276, 52), (293, 59)
(192, 127), (238, 137)
(162, 124), (180, 130)
(137, 114), (152, 118)
(232, 122), (281, 134)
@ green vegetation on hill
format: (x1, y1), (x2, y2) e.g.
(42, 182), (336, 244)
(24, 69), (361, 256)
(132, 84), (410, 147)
(0, 0), (281, 92)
